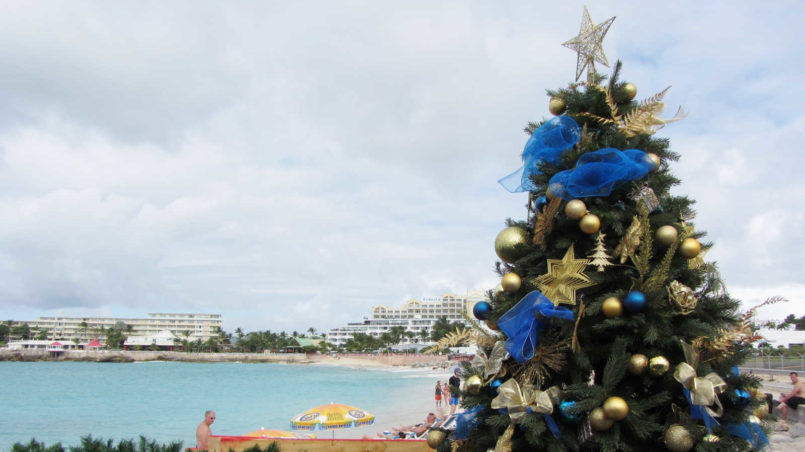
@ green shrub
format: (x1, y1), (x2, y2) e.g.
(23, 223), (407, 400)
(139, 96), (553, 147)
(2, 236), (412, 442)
(11, 436), (182, 452)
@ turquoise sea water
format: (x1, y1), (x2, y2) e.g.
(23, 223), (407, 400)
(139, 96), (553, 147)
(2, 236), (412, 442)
(0, 361), (445, 451)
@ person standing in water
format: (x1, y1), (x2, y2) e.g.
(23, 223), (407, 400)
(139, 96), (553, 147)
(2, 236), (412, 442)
(434, 381), (442, 408)
(196, 410), (215, 449)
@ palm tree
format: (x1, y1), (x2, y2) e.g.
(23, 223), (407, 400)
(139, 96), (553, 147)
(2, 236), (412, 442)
(307, 327), (317, 337)
(181, 330), (192, 352)
(79, 320), (89, 342)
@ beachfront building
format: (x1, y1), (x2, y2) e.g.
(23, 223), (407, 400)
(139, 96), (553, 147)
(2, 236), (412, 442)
(325, 292), (487, 347)
(124, 330), (181, 351)
(20, 313), (222, 342)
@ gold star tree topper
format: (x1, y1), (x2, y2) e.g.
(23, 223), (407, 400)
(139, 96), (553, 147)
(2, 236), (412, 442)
(562, 6), (616, 83)
(534, 244), (595, 306)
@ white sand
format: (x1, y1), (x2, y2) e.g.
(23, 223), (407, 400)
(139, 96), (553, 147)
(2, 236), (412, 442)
(301, 355), (458, 438)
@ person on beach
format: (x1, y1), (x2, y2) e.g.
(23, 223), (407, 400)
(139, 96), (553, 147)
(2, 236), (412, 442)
(779, 372), (805, 423)
(442, 382), (450, 408)
(196, 410), (215, 449)
(435, 380), (442, 408)
(391, 412), (438, 437)
(448, 369), (461, 414)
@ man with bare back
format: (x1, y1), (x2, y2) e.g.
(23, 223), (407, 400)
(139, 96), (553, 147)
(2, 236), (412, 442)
(196, 410), (216, 449)
(779, 372), (805, 422)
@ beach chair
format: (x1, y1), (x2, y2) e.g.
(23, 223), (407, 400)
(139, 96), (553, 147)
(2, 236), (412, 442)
(413, 414), (457, 439)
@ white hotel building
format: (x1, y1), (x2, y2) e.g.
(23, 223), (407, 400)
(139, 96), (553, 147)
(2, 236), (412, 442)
(23, 313), (222, 342)
(326, 292), (487, 347)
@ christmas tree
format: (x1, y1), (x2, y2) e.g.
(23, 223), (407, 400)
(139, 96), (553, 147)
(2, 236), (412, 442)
(428, 7), (771, 452)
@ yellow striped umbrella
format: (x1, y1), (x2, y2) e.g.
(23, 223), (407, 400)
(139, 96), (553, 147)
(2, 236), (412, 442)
(243, 429), (296, 438)
(290, 402), (375, 432)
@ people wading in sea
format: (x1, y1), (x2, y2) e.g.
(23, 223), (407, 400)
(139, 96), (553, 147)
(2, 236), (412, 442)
(435, 380), (442, 408)
(196, 410), (215, 449)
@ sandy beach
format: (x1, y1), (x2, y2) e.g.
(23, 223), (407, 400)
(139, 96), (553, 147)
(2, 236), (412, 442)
(303, 354), (460, 438)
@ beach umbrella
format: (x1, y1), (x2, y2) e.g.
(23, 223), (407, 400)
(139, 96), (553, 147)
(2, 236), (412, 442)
(243, 428), (296, 438)
(290, 402), (374, 438)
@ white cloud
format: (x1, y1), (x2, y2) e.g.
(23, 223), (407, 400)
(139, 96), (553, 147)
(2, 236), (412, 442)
(0, 1), (803, 332)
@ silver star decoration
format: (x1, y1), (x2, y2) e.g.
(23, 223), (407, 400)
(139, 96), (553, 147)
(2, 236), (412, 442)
(562, 6), (616, 83)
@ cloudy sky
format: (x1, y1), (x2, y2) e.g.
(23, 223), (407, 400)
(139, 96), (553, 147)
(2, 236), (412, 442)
(0, 1), (802, 333)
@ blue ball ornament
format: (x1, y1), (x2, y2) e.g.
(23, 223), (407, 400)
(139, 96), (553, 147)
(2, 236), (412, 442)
(732, 388), (751, 410)
(559, 401), (582, 423)
(623, 291), (646, 313)
(535, 195), (548, 213)
(473, 301), (492, 320)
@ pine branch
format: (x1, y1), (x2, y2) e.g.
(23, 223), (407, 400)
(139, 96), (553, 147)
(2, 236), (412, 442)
(602, 337), (629, 393)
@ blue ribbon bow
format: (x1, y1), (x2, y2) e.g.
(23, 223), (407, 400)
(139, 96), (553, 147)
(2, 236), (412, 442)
(726, 422), (769, 450)
(683, 388), (719, 433)
(547, 148), (654, 200)
(499, 116), (581, 193)
(498, 291), (575, 363)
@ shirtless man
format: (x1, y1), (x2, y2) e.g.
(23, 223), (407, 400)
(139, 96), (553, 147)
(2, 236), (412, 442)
(779, 372), (805, 422)
(196, 410), (216, 450)
(391, 412), (438, 437)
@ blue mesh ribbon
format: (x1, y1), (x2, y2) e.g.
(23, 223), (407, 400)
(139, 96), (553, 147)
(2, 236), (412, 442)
(548, 148), (654, 200)
(544, 414), (560, 439)
(726, 422), (769, 450)
(498, 291), (575, 363)
(499, 116), (581, 192)
(455, 405), (483, 440)
(683, 389), (719, 433)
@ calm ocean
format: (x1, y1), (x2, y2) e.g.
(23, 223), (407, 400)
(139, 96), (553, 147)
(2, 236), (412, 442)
(0, 361), (447, 451)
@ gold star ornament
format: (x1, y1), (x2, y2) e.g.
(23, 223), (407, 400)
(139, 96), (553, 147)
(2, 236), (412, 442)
(534, 244), (595, 306)
(562, 6), (616, 83)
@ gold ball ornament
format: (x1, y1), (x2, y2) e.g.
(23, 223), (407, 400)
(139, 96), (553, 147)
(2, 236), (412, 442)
(501, 273), (522, 293)
(622, 82), (638, 101)
(426, 429), (446, 449)
(748, 414), (762, 425)
(679, 238), (702, 259)
(494, 227), (530, 263)
(702, 434), (720, 443)
(649, 355), (671, 376)
(564, 199), (587, 220)
(664, 424), (695, 452)
(579, 213), (601, 234)
(549, 97), (567, 116)
(647, 153), (661, 172)
(655, 225), (679, 246)
(627, 354), (649, 375)
(589, 407), (615, 431)
(465, 375), (483, 394)
(601, 297), (623, 318)
(602, 396), (629, 421)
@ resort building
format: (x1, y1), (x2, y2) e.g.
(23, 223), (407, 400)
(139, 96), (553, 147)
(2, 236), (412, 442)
(325, 292), (487, 347)
(19, 313), (222, 342)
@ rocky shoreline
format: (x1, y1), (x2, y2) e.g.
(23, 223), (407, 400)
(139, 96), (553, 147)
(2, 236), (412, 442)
(0, 349), (314, 363)
(0, 349), (450, 367)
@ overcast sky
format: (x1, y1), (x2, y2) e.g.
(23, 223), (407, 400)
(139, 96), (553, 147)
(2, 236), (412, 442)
(0, 1), (802, 333)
